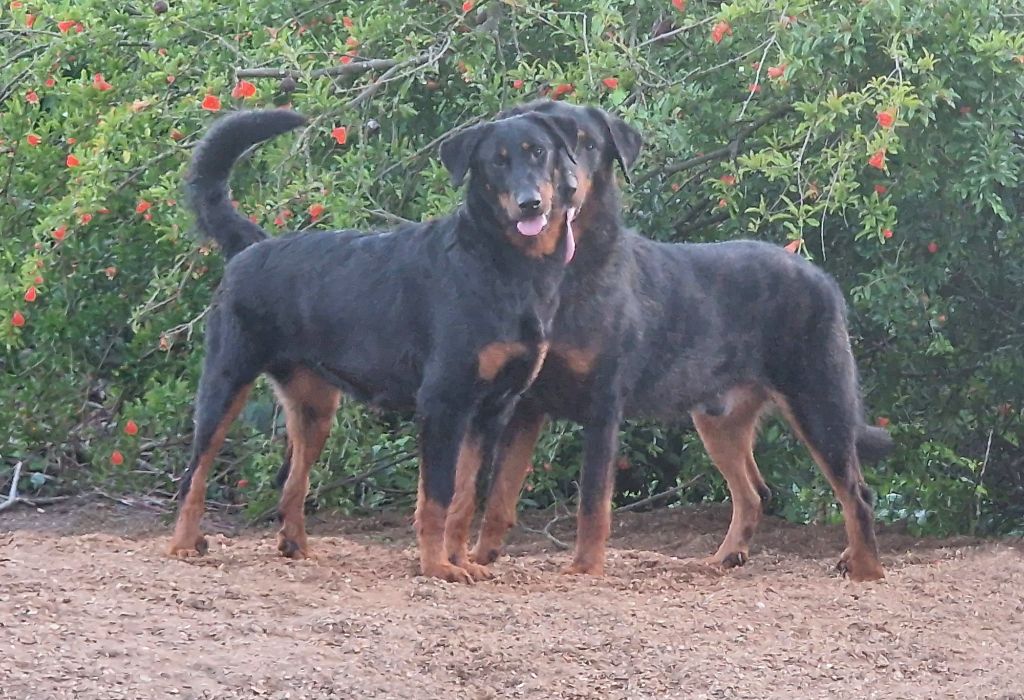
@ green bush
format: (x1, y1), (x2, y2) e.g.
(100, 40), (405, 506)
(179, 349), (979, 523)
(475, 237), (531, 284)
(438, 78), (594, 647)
(2, 0), (1022, 535)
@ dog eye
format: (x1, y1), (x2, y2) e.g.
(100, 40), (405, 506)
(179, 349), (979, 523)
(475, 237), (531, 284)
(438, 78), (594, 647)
(532, 146), (545, 159)
(585, 141), (597, 151)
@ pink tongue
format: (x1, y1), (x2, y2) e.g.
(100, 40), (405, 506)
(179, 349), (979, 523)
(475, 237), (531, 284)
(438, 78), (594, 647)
(516, 215), (547, 236)
(564, 209), (576, 264)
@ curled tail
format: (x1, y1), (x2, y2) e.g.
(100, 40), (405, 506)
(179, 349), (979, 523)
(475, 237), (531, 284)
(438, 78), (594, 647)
(186, 109), (308, 259)
(856, 425), (894, 463)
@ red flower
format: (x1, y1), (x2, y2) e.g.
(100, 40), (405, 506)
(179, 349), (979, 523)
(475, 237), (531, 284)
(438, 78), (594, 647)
(124, 420), (139, 436)
(144, 213), (153, 221)
(875, 416), (890, 428)
(104, 266), (118, 279)
(552, 83), (574, 98)
(166, 74), (175, 84)
(672, 0), (686, 11)
(783, 239), (802, 253)
(462, 0), (474, 11)
(201, 94), (221, 111)
(26, 134), (41, 146)
(80, 213), (93, 224)
(136, 200), (152, 214)
(958, 105), (972, 116)
(882, 228), (893, 239)
(33, 275), (43, 284)
(927, 241), (939, 254)
(711, 20), (732, 44)
(170, 128), (184, 141)
(717, 198), (728, 209)
(66, 154), (80, 167)
(748, 82), (761, 94)
(25, 13), (34, 27)
(74, 22), (84, 33)
(343, 16), (354, 28)
(719, 174), (736, 186)
(67, 137), (76, 145)
(601, 77), (619, 90)
(25, 90), (39, 104)
(53, 225), (67, 240)
(45, 77), (56, 88)
(308, 203), (325, 220)
(767, 64), (786, 79)
(92, 73), (113, 91)
(346, 36), (359, 48)
(231, 80), (257, 99)
(874, 184), (888, 195)
(97, 208), (111, 215)
(10, 1), (23, 7)
(11, 311), (25, 328)
(57, 19), (76, 33)
(24, 287), (37, 303)
(331, 126), (348, 145)
(876, 110), (895, 128)
(237, 479), (249, 488)
(110, 450), (125, 466)
(512, 79), (524, 89)
(868, 149), (886, 170)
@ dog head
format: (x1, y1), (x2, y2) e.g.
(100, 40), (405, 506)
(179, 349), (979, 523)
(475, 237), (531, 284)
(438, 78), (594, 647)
(440, 112), (580, 261)
(499, 99), (642, 218)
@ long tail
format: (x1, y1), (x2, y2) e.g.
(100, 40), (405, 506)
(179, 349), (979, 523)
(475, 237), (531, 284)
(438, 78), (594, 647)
(856, 425), (894, 463)
(185, 109), (308, 259)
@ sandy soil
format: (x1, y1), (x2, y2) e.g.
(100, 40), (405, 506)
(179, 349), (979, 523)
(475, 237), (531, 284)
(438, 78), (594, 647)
(1, 499), (1022, 699)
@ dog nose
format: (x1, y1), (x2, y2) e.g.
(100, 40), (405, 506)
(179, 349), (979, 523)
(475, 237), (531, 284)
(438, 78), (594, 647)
(517, 194), (542, 212)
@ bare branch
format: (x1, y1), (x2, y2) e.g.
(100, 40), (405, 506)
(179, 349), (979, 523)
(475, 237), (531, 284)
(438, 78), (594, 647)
(234, 58), (401, 81)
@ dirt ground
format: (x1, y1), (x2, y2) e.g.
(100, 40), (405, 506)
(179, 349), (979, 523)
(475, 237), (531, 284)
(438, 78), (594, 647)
(1, 500), (1022, 700)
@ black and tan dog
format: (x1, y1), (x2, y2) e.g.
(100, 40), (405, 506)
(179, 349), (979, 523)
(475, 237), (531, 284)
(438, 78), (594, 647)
(449, 100), (893, 582)
(169, 108), (581, 582)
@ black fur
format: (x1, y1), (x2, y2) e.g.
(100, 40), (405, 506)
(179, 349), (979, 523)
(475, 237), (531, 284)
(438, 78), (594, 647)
(471, 100), (892, 578)
(170, 109), (579, 579)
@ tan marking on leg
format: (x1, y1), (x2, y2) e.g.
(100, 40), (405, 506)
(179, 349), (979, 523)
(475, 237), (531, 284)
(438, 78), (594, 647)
(477, 341), (527, 381)
(470, 413), (547, 564)
(565, 506), (611, 576)
(443, 437), (492, 580)
(774, 395), (885, 581)
(691, 384), (767, 568)
(415, 468), (473, 584)
(274, 367), (340, 560)
(168, 385), (252, 557)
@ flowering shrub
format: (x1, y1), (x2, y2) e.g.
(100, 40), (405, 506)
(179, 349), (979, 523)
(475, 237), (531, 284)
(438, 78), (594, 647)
(2, 0), (1022, 534)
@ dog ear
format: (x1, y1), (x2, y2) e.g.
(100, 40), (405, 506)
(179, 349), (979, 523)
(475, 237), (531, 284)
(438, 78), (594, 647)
(439, 123), (491, 187)
(599, 112), (643, 181)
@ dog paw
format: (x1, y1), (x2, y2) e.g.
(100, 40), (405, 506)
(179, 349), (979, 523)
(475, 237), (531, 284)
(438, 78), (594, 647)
(562, 560), (604, 576)
(168, 534), (209, 558)
(837, 548), (885, 581)
(422, 562), (476, 584)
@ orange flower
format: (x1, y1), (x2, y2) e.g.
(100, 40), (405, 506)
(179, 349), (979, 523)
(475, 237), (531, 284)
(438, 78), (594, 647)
(331, 126), (348, 145)
(868, 149), (886, 170)
(601, 77), (619, 89)
(552, 83), (574, 98)
(783, 239), (802, 253)
(711, 20), (732, 44)
(201, 94), (221, 111)
(343, 16), (354, 28)
(882, 228), (893, 239)
(512, 79), (524, 89)
(92, 73), (113, 91)
(462, 0), (474, 11)
(719, 174), (736, 186)
(136, 200), (152, 214)
(57, 19), (76, 33)
(110, 450), (125, 466)
(231, 80), (257, 99)
(25, 90), (39, 104)
(66, 154), (80, 167)
(876, 110), (895, 128)
(26, 133), (41, 146)
(672, 0), (686, 11)
(124, 420), (139, 436)
(308, 203), (325, 220)
(24, 287), (37, 303)
(11, 311), (25, 328)
(53, 225), (67, 240)
(767, 64), (786, 79)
